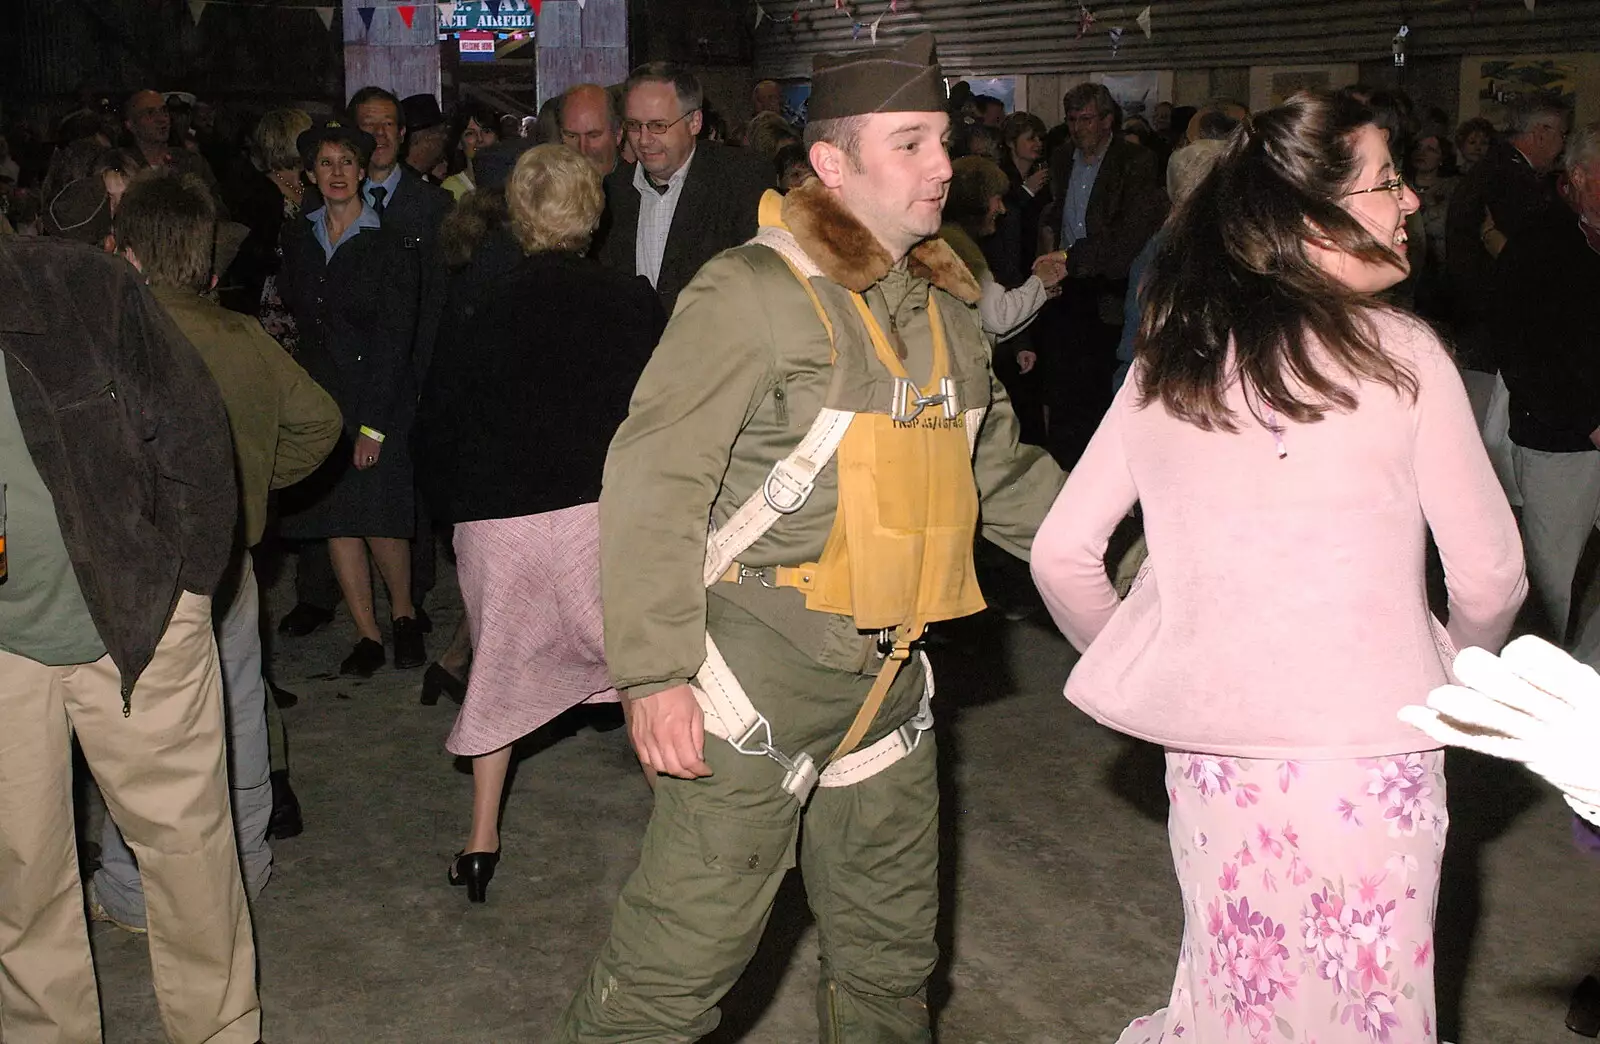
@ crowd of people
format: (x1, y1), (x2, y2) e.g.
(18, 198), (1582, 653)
(2, 27), (1599, 1044)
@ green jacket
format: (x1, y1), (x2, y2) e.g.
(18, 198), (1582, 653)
(153, 286), (342, 547)
(599, 180), (1065, 699)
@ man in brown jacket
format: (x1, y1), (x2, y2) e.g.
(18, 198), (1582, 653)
(90, 171), (342, 934)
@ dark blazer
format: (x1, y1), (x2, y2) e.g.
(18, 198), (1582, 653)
(1494, 204), (1600, 453)
(372, 167), (452, 372)
(415, 247), (666, 523)
(595, 141), (772, 314)
(1045, 137), (1168, 282)
(278, 215), (419, 442)
(0, 237), (236, 696)
(1446, 139), (1558, 370)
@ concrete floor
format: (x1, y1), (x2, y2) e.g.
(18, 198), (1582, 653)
(86, 557), (1600, 1043)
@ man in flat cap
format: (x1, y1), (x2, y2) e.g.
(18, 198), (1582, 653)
(551, 32), (1063, 1042)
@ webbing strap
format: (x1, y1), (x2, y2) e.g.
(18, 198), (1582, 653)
(826, 624), (924, 763)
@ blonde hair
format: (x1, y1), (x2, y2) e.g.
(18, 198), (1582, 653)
(506, 143), (603, 254)
(250, 108), (313, 172)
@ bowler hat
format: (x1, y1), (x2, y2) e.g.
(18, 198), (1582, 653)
(296, 118), (377, 170)
(402, 94), (446, 133)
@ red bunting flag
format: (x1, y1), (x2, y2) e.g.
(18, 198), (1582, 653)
(397, 5), (416, 27)
(530, 0), (543, 16)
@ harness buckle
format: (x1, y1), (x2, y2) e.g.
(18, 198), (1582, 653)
(762, 457), (815, 514)
(729, 714), (819, 803)
(735, 565), (777, 588)
(889, 376), (961, 424)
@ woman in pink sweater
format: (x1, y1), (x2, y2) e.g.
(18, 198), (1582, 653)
(1031, 91), (1526, 1044)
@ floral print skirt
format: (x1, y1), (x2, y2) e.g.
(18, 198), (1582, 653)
(1118, 751), (1448, 1044)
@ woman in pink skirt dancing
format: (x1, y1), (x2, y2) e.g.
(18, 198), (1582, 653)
(1031, 90), (1527, 1042)
(414, 142), (664, 902)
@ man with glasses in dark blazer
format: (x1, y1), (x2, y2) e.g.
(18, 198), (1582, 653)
(595, 63), (773, 315)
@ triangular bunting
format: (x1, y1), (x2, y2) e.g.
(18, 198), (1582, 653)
(188, 0), (207, 24)
(486, 0), (501, 15)
(754, 2), (766, 27)
(529, 0), (543, 16)
(436, 1), (457, 22)
(397, 5), (416, 27)
(575, 0), (586, 8)
(1524, 0), (1535, 9)
(1109, 24), (1123, 56)
(869, 9), (883, 42)
(357, 6), (376, 29)
(315, 5), (335, 27)
(1136, 4), (1151, 38)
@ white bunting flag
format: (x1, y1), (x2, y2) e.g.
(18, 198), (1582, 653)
(870, 9), (884, 43)
(315, 6), (335, 28)
(1136, 5), (1152, 38)
(754, 2), (766, 28)
(188, 0), (207, 24)
(437, 2), (457, 23)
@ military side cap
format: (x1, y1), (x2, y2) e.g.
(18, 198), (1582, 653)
(44, 177), (113, 245)
(296, 119), (377, 169)
(809, 32), (945, 122)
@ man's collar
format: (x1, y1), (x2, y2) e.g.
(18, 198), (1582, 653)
(635, 145), (696, 195)
(367, 165), (403, 198)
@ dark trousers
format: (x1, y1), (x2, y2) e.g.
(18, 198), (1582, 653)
(1035, 281), (1122, 469)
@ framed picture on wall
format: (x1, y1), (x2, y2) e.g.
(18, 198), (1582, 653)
(780, 82), (811, 127)
(1248, 64), (1360, 112)
(1460, 53), (1599, 126)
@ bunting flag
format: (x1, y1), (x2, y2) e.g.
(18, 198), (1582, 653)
(852, 19), (864, 38)
(437, 1), (456, 21)
(357, 5), (375, 28)
(754, 2), (766, 27)
(576, 0), (586, 9)
(188, 0), (207, 23)
(791, 8), (800, 22)
(888, 0), (899, 11)
(1136, 4), (1151, 38)
(530, 0), (543, 15)
(396, 4), (416, 26)
(1075, 4), (1094, 39)
(315, 5), (334, 26)
(869, 9), (884, 43)
(486, 0), (501, 14)
(1524, 0), (1535, 9)
(1108, 24), (1123, 56)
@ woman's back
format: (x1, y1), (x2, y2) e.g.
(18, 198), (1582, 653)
(1034, 309), (1525, 758)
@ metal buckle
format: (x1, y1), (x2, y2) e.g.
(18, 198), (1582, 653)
(735, 565), (777, 588)
(889, 376), (960, 424)
(730, 714), (818, 803)
(762, 458), (814, 514)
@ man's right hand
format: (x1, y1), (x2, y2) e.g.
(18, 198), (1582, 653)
(628, 684), (713, 779)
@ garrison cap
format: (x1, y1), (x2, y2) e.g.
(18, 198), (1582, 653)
(808, 32), (945, 122)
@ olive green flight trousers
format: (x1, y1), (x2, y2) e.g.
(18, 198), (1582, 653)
(550, 597), (939, 1043)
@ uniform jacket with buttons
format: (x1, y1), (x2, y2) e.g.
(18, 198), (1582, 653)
(0, 237), (236, 697)
(278, 214), (419, 442)
(599, 179), (1067, 700)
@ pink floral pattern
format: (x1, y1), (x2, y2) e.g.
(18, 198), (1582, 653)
(1116, 752), (1447, 1044)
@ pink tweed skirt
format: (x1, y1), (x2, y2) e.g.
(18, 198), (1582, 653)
(445, 503), (619, 757)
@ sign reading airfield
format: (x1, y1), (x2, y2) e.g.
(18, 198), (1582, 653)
(443, 1), (536, 32)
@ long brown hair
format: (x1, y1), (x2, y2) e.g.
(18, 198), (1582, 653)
(1135, 90), (1417, 431)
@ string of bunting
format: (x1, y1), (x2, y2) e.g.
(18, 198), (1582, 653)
(181, 0), (571, 30)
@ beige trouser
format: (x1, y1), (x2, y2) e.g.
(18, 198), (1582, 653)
(0, 591), (260, 1044)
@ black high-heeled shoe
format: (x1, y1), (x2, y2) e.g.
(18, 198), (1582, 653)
(419, 662), (468, 706)
(448, 850), (500, 903)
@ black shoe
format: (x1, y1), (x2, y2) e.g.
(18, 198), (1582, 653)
(278, 602), (334, 637)
(1569, 975), (1600, 1037)
(420, 662), (468, 706)
(339, 638), (385, 677)
(448, 850), (500, 903)
(267, 771), (303, 840)
(392, 616), (427, 670)
(414, 606), (433, 634)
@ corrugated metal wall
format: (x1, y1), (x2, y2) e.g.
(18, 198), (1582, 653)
(753, 0), (1600, 79)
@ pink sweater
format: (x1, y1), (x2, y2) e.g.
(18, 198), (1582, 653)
(1031, 311), (1527, 759)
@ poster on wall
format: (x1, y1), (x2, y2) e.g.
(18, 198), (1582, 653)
(960, 77), (1021, 113)
(780, 82), (811, 127)
(1098, 72), (1160, 120)
(1460, 53), (1600, 126)
(1247, 64), (1360, 112)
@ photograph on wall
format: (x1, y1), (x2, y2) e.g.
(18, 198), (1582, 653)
(780, 81), (811, 127)
(1247, 64), (1359, 113)
(1472, 56), (1577, 125)
(1099, 72), (1160, 120)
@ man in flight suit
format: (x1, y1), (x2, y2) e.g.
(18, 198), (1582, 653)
(552, 34), (1065, 1043)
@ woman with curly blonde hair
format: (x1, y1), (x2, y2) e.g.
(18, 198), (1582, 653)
(414, 144), (665, 903)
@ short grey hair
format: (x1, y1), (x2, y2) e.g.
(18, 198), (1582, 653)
(1563, 120), (1600, 174)
(1506, 97), (1568, 137)
(624, 62), (703, 118)
(803, 115), (868, 170)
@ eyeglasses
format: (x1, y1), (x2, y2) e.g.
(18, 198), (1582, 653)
(622, 109), (698, 138)
(1342, 174), (1407, 199)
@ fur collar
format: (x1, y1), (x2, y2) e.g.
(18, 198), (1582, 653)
(779, 178), (982, 305)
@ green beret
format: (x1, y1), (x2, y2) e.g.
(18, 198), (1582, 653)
(809, 32), (946, 122)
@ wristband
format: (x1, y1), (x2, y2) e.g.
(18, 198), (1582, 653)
(358, 425), (386, 444)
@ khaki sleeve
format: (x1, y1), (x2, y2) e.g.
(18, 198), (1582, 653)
(973, 369), (1067, 561)
(255, 326), (343, 489)
(600, 252), (777, 699)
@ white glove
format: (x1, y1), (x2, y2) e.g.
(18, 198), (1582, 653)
(1398, 635), (1600, 815)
